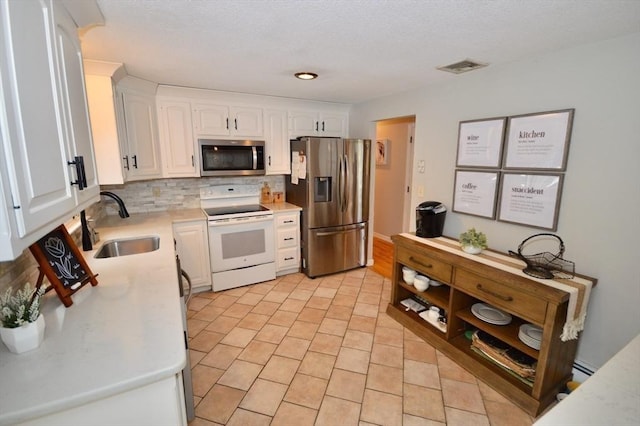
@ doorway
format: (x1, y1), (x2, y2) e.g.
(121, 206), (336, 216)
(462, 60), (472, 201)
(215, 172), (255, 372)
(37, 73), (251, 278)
(373, 116), (416, 242)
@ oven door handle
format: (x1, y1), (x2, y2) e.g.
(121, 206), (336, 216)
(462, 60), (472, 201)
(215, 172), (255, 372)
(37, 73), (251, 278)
(209, 216), (274, 227)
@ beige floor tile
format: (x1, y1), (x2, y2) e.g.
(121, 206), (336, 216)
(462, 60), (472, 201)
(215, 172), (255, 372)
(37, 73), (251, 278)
(342, 276), (364, 287)
(220, 327), (258, 348)
(367, 363), (403, 395)
(262, 290), (290, 303)
(239, 378), (288, 416)
(192, 305), (227, 322)
(287, 320), (319, 340)
(187, 416), (219, 426)
(342, 329), (374, 351)
(348, 315), (377, 333)
(224, 287), (250, 297)
(352, 302), (379, 318)
(325, 368), (366, 402)
(187, 296), (211, 311)
(477, 380), (511, 404)
(235, 292), (264, 306)
(308, 333), (343, 355)
(370, 342), (404, 368)
(444, 407), (490, 426)
(314, 287), (338, 298)
(325, 304), (353, 320)
(298, 351), (336, 379)
(190, 330), (225, 353)
(318, 278), (342, 289)
(278, 298), (306, 313)
(337, 284), (360, 294)
(226, 408), (271, 426)
(437, 351), (477, 383)
(236, 312), (270, 330)
(360, 389), (403, 426)
(187, 318), (209, 337)
(317, 317), (348, 336)
(222, 303), (253, 319)
(377, 313), (404, 329)
(200, 344), (243, 370)
(210, 294), (238, 309)
(404, 339), (438, 364)
(275, 281), (300, 292)
(268, 310), (298, 327)
(283, 373), (328, 409)
(271, 401), (317, 426)
(190, 349), (206, 366)
(217, 359), (263, 391)
(237, 340), (277, 365)
(315, 395), (361, 426)
(306, 295), (332, 310)
(297, 307), (327, 323)
(195, 384), (245, 424)
(192, 364), (224, 397)
(404, 359), (441, 389)
(206, 315), (241, 334)
(251, 300), (281, 315)
(259, 355), (301, 384)
(247, 282), (275, 295)
(484, 399), (534, 426)
(403, 383), (446, 421)
(441, 378), (486, 414)
(274, 336), (311, 360)
(332, 293), (358, 307)
(403, 414), (446, 426)
(334, 347), (370, 374)
(254, 323), (289, 344)
(374, 325), (404, 347)
(357, 291), (381, 305)
(289, 288), (314, 301)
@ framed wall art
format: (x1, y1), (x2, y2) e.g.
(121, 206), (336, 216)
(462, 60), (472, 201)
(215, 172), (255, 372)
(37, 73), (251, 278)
(498, 172), (564, 231)
(456, 117), (506, 168)
(503, 109), (574, 170)
(376, 139), (389, 166)
(452, 170), (500, 219)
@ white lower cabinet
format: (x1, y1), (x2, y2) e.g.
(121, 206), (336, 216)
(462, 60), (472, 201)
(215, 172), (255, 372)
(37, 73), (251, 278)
(274, 210), (301, 276)
(18, 374), (186, 426)
(173, 219), (212, 292)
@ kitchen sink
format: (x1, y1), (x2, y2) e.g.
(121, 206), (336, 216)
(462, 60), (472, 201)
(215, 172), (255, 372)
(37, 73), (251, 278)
(94, 236), (160, 258)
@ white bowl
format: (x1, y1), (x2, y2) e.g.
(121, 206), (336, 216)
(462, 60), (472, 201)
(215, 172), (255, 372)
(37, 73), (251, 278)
(413, 275), (429, 291)
(402, 267), (417, 284)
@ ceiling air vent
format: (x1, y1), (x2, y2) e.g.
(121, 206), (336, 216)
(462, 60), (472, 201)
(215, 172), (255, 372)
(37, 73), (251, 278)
(437, 59), (488, 74)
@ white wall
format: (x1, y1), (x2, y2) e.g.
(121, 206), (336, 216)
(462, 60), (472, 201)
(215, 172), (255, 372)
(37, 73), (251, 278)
(350, 33), (640, 369)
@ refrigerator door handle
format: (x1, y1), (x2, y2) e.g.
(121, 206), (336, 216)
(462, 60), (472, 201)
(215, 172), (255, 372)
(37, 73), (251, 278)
(343, 154), (349, 212)
(316, 223), (366, 237)
(338, 155), (345, 212)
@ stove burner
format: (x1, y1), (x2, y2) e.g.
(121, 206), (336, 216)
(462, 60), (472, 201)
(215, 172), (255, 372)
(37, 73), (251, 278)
(204, 204), (269, 217)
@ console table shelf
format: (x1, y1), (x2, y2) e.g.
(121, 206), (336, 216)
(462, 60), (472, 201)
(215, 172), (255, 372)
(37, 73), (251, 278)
(387, 233), (597, 416)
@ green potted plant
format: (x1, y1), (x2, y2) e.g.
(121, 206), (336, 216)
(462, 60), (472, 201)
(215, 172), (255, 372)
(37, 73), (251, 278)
(0, 283), (46, 354)
(459, 228), (488, 254)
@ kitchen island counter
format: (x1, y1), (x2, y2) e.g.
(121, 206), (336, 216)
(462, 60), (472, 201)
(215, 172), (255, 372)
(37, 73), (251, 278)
(0, 210), (204, 425)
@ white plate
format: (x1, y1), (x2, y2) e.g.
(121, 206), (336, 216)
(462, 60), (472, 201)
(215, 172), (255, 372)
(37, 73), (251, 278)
(429, 279), (443, 287)
(520, 324), (543, 342)
(471, 303), (512, 325)
(518, 332), (541, 350)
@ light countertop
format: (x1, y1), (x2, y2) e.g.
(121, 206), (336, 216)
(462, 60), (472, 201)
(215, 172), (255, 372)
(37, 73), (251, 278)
(0, 209), (204, 425)
(534, 333), (640, 425)
(261, 201), (301, 212)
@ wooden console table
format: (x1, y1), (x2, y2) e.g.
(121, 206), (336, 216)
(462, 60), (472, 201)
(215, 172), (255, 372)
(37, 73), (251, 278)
(387, 233), (597, 416)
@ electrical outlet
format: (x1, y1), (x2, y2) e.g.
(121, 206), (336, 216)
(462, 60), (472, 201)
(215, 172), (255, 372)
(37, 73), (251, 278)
(417, 185), (424, 197)
(152, 187), (161, 197)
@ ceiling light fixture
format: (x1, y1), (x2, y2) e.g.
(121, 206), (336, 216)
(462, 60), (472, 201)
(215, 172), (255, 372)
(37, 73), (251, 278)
(295, 72), (318, 80)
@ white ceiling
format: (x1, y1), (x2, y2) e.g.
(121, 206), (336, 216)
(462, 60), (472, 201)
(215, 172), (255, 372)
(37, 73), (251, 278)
(80, 0), (640, 104)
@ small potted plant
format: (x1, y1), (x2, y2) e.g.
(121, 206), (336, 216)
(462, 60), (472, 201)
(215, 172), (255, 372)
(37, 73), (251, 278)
(0, 282), (46, 354)
(459, 228), (488, 254)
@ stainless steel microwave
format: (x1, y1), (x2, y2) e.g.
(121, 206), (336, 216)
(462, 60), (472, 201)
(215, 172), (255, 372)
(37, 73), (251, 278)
(198, 139), (265, 176)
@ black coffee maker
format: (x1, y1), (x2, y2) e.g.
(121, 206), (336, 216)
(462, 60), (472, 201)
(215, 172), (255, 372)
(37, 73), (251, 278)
(416, 201), (447, 238)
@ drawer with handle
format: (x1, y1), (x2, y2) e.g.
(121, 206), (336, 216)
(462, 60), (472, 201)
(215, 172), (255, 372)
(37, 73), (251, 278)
(277, 228), (298, 249)
(278, 247), (299, 269)
(455, 268), (547, 324)
(276, 213), (298, 228)
(397, 250), (453, 283)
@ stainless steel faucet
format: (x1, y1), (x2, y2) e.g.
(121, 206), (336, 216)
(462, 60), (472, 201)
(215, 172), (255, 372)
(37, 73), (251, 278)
(100, 191), (130, 218)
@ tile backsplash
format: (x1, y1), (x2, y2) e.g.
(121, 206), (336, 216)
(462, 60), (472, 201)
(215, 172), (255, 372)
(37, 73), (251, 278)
(0, 175), (286, 295)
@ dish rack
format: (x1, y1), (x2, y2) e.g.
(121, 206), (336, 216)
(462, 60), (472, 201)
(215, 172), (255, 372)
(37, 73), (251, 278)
(509, 233), (575, 279)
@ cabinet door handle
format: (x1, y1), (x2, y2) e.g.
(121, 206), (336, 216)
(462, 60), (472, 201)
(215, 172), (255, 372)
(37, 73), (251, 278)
(284, 257), (294, 261)
(268, 155), (271, 166)
(409, 256), (432, 269)
(226, 118), (229, 130)
(476, 284), (514, 302)
(123, 155), (130, 170)
(234, 118), (238, 130)
(284, 237), (294, 241)
(68, 156), (85, 190)
(284, 220), (294, 224)
(132, 155), (138, 169)
(322, 121), (325, 132)
(191, 155), (194, 167)
(315, 121), (319, 132)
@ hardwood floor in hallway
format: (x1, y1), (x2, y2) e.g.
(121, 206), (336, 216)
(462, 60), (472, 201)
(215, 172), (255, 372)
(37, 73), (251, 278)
(370, 236), (394, 279)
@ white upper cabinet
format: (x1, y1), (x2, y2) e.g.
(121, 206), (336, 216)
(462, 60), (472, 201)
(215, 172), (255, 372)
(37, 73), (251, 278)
(117, 83), (162, 181)
(0, 0), (99, 260)
(263, 109), (290, 175)
(192, 102), (263, 138)
(289, 110), (348, 138)
(157, 99), (197, 177)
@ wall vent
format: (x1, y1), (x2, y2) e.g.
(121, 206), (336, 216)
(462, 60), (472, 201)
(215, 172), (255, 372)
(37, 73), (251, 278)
(437, 59), (488, 74)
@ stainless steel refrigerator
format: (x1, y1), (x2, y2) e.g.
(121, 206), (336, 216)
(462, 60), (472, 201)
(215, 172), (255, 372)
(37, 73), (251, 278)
(286, 137), (371, 278)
